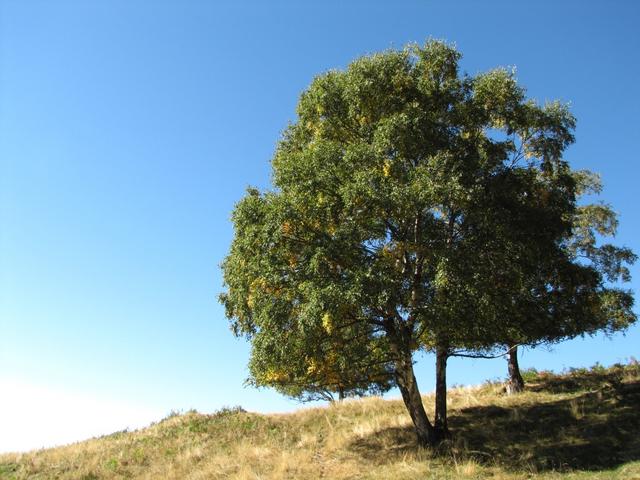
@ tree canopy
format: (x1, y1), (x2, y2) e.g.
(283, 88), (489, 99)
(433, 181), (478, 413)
(220, 40), (635, 446)
(500, 170), (636, 393)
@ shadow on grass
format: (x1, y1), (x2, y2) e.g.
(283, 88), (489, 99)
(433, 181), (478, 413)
(348, 368), (640, 473)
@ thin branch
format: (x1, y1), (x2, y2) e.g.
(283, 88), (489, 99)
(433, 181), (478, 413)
(449, 343), (520, 359)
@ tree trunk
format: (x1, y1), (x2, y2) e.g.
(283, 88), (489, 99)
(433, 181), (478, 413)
(337, 386), (345, 401)
(506, 344), (525, 395)
(434, 346), (450, 440)
(394, 355), (437, 446)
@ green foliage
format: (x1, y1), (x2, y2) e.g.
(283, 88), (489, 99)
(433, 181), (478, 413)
(497, 169), (636, 357)
(0, 462), (18, 479)
(520, 368), (539, 382)
(104, 457), (118, 471)
(219, 40), (635, 441)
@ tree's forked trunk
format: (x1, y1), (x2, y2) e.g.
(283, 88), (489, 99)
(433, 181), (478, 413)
(395, 355), (437, 446)
(506, 344), (525, 395)
(434, 346), (450, 441)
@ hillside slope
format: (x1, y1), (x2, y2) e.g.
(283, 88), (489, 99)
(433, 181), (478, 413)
(1, 363), (639, 479)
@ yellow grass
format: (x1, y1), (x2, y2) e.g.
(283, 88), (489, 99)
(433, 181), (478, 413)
(1, 363), (639, 479)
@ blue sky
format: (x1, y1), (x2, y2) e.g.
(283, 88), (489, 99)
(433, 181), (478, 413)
(1, 0), (639, 452)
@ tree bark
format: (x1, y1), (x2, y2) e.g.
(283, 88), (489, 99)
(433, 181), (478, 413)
(384, 318), (439, 446)
(506, 344), (525, 395)
(395, 355), (436, 446)
(434, 346), (450, 440)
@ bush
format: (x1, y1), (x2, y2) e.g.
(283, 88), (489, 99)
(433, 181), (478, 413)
(520, 368), (539, 382)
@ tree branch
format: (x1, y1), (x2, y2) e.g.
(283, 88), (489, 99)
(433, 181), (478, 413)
(449, 343), (520, 359)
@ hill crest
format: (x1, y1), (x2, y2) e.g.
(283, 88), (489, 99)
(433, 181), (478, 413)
(1, 362), (639, 479)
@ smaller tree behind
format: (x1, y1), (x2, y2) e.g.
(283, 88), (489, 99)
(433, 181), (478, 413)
(503, 171), (636, 393)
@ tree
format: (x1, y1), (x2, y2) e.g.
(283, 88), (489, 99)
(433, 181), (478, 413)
(220, 41), (598, 446)
(501, 170), (636, 394)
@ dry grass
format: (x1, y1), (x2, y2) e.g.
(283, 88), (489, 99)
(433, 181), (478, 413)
(2, 362), (639, 479)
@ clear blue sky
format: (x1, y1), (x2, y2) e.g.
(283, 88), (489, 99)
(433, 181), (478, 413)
(1, 0), (639, 451)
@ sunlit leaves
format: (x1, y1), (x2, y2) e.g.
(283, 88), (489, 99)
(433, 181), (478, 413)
(220, 40), (635, 406)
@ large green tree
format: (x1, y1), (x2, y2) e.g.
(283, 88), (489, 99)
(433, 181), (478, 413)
(221, 41), (601, 445)
(498, 171), (636, 394)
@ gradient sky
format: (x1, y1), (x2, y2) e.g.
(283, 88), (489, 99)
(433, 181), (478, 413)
(1, 0), (639, 453)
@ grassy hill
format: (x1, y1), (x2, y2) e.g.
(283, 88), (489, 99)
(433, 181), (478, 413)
(2, 362), (639, 479)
